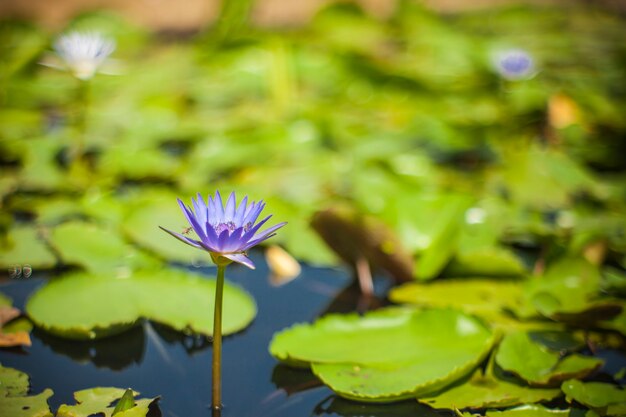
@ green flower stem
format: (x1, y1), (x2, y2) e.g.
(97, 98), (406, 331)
(212, 263), (226, 411)
(73, 79), (89, 162)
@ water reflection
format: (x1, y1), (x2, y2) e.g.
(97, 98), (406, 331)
(34, 325), (146, 370)
(271, 364), (321, 396)
(34, 321), (213, 371)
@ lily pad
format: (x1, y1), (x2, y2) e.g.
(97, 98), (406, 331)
(0, 363), (29, 397)
(26, 269), (256, 339)
(57, 387), (156, 417)
(120, 191), (210, 264)
(270, 308), (496, 402)
(444, 248), (526, 277)
(486, 404), (572, 417)
(519, 258), (622, 324)
(495, 332), (603, 386)
(48, 221), (161, 275)
(0, 364), (53, 417)
(420, 367), (561, 410)
(0, 225), (56, 270)
(561, 379), (626, 409)
(0, 389), (53, 417)
(389, 278), (524, 316)
(413, 196), (469, 280)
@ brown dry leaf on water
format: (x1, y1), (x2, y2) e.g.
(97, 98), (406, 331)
(0, 306), (31, 347)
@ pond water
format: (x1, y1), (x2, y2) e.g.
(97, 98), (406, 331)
(0, 251), (446, 417)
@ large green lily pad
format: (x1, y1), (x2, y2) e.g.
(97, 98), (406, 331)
(49, 221), (161, 274)
(26, 269), (256, 339)
(270, 308), (496, 402)
(495, 332), (603, 386)
(57, 387), (156, 417)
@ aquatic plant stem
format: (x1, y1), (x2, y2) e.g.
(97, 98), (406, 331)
(212, 264), (226, 411)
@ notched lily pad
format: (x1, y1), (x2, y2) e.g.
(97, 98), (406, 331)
(57, 387), (157, 417)
(495, 332), (603, 387)
(26, 269), (256, 339)
(270, 308), (496, 402)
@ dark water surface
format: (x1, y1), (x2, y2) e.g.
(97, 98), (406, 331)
(0, 252), (441, 417)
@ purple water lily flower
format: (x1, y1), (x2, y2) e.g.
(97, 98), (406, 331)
(493, 48), (536, 80)
(160, 191), (286, 269)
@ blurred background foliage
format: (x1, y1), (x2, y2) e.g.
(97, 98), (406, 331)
(0, 0), (625, 288)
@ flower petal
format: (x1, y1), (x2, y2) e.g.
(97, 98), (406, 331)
(212, 191), (225, 224)
(177, 199), (207, 242)
(225, 192), (237, 221)
(222, 253), (256, 269)
(223, 226), (245, 252)
(217, 229), (231, 252)
(204, 221), (219, 247)
(234, 196), (248, 226)
(193, 193), (208, 228)
(240, 215), (272, 242)
(159, 226), (203, 249)
(243, 222), (286, 250)
(243, 201), (266, 225)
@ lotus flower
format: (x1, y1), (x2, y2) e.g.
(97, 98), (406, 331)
(51, 31), (116, 80)
(160, 191), (286, 269)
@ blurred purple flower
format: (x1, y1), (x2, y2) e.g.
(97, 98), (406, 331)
(494, 48), (535, 80)
(52, 31), (116, 80)
(161, 191), (286, 269)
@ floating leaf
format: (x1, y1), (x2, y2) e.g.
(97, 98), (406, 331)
(0, 363), (29, 397)
(413, 196), (469, 280)
(561, 379), (626, 409)
(444, 248), (526, 277)
(486, 404), (571, 417)
(519, 258), (622, 324)
(495, 146), (597, 209)
(120, 191), (209, 264)
(0, 388), (53, 417)
(389, 278), (524, 316)
(420, 368), (561, 410)
(271, 308), (496, 402)
(495, 332), (603, 386)
(0, 364), (53, 417)
(26, 269), (256, 339)
(0, 226), (56, 270)
(49, 221), (161, 275)
(57, 387), (155, 417)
